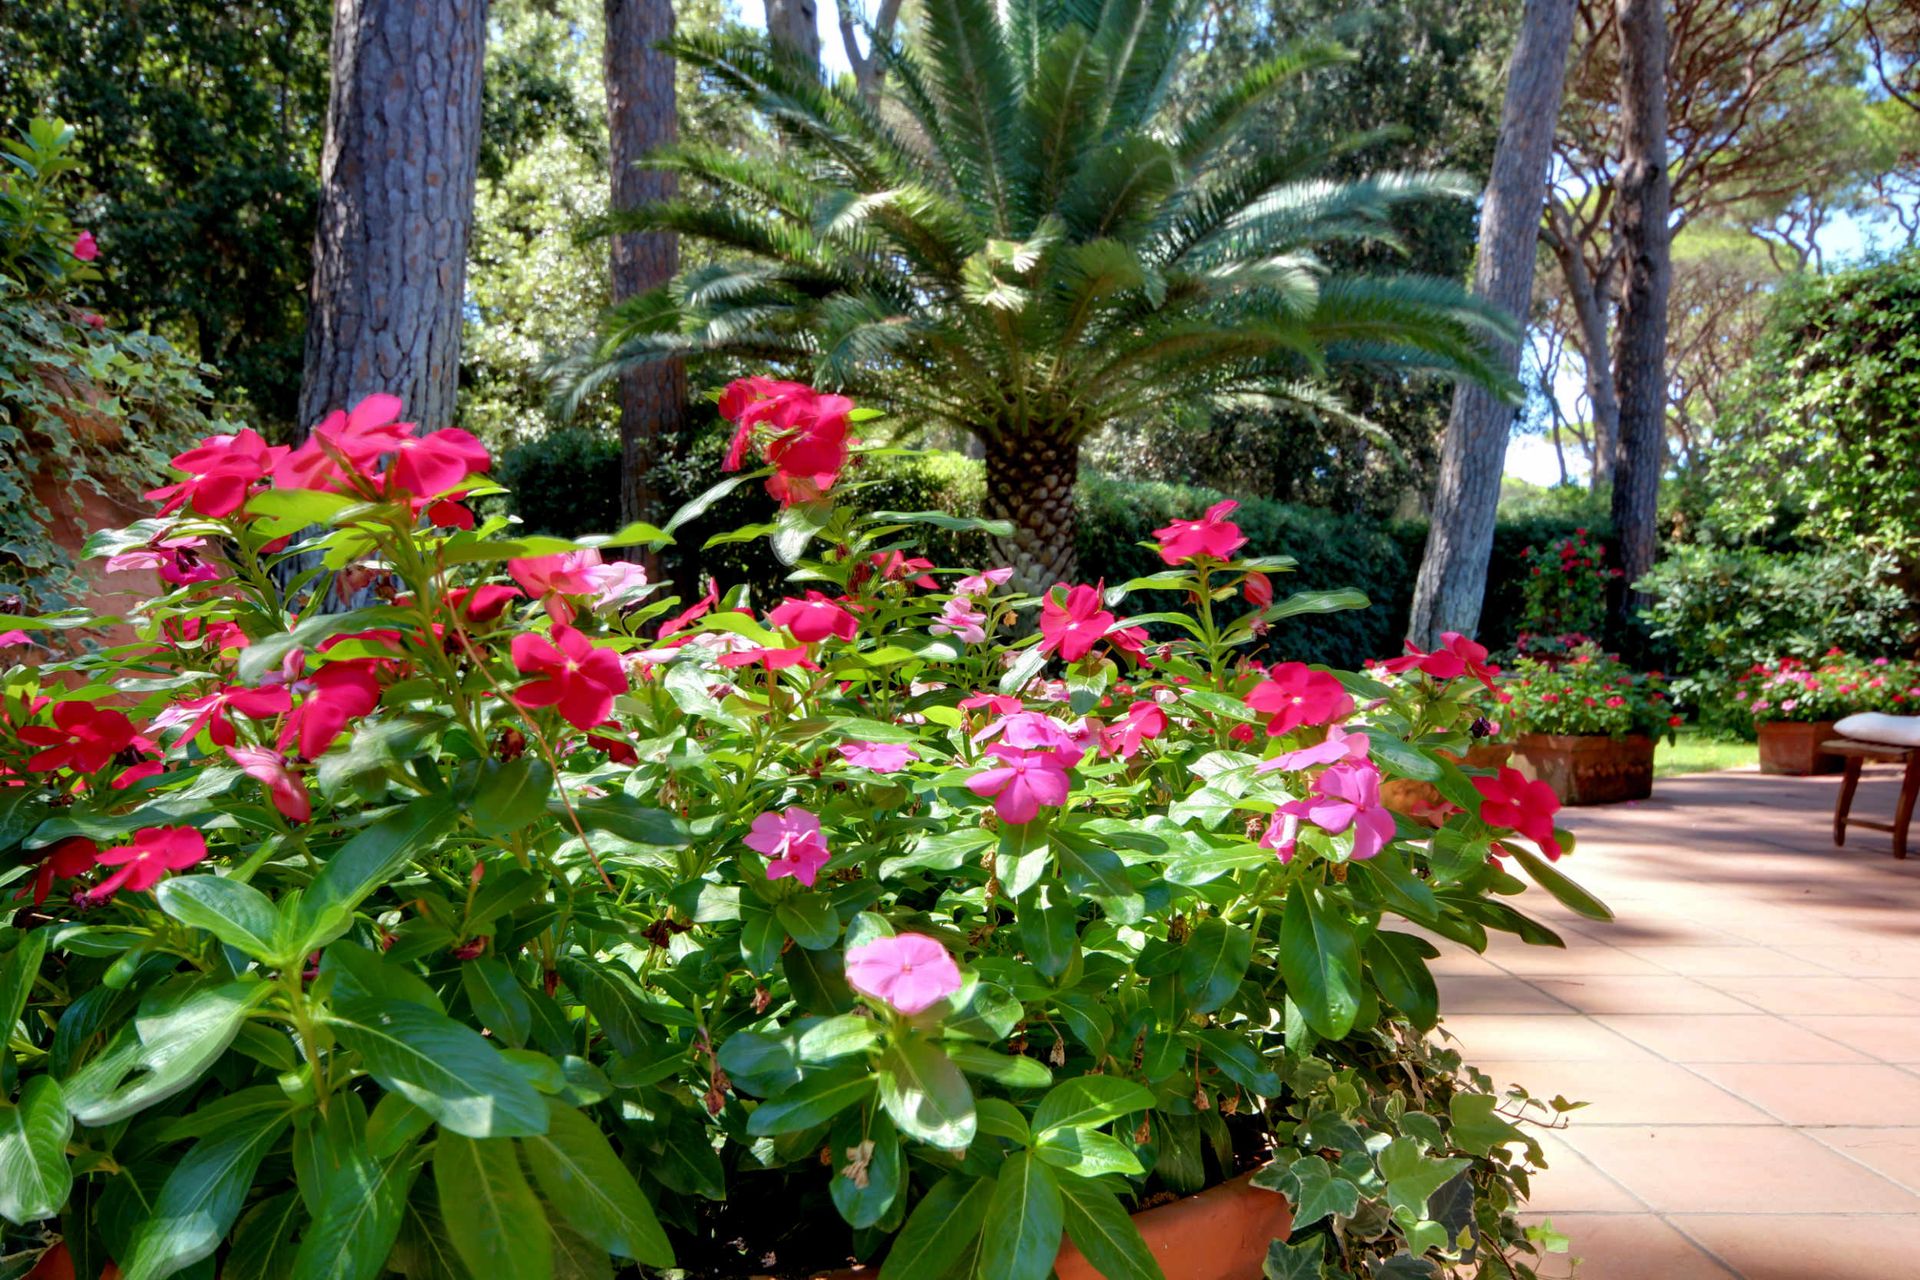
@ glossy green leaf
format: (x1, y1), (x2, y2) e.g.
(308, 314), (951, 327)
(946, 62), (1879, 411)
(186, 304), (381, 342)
(746, 1065), (875, 1136)
(434, 1133), (552, 1280)
(1058, 1175), (1167, 1280)
(287, 1134), (420, 1280)
(1285, 1154), (1360, 1228)
(875, 1038), (976, 1148)
(1178, 917), (1251, 1014)
(1016, 893), (1078, 980)
(225, 1192), (305, 1280)
(877, 1174), (994, 1280)
(1278, 884), (1361, 1039)
(299, 795), (458, 938)
(462, 957), (533, 1049)
(0, 929), (48, 1039)
(1377, 1136), (1471, 1220)
(977, 1152), (1063, 1280)
(1264, 1236), (1328, 1280)
(120, 1108), (290, 1280)
(0, 1077), (72, 1224)
(775, 894), (842, 950)
(1364, 931), (1439, 1031)
(330, 998), (547, 1138)
(1035, 1126), (1144, 1177)
(828, 1108), (903, 1230)
(65, 979), (269, 1125)
(156, 875), (282, 963)
(1510, 847), (1614, 922)
(467, 759), (554, 837)
(945, 1041), (1052, 1089)
(523, 1099), (673, 1265)
(1033, 1076), (1155, 1138)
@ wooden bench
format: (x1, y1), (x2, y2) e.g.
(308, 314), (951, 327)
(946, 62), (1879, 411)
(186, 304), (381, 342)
(1826, 738), (1920, 860)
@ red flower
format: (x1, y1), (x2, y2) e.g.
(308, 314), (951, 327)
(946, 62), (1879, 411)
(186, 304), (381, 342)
(718, 379), (852, 507)
(276, 394), (413, 493)
(71, 231), (98, 262)
(1244, 662), (1354, 736)
(445, 584), (522, 624)
(227, 746), (311, 823)
(90, 826), (208, 897)
(1152, 499), (1247, 565)
(1243, 571), (1273, 608)
(1381, 631), (1505, 699)
(22, 837), (99, 906)
(716, 645), (820, 671)
(146, 429), (289, 518)
(1472, 766), (1562, 858)
(511, 625), (629, 730)
(385, 428), (490, 498)
(149, 683), (291, 748)
(864, 551), (938, 590)
(767, 592), (858, 643)
(1038, 583), (1116, 662)
(19, 701), (143, 773)
(279, 660), (382, 758)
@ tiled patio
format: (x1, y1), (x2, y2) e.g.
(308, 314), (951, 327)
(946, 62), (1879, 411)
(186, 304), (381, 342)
(1433, 766), (1920, 1279)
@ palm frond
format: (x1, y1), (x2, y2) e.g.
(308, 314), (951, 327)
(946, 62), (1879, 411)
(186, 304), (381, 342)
(916, 0), (1028, 233)
(1168, 39), (1354, 167)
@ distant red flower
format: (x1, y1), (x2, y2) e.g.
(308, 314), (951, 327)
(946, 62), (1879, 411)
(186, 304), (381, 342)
(768, 592), (858, 643)
(511, 625), (628, 730)
(1244, 662), (1353, 736)
(1472, 766), (1562, 858)
(19, 701), (142, 773)
(445, 584), (522, 624)
(89, 826), (207, 898)
(1152, 499), (1247, 565)
(1381, 631), (1505, 700)
(1038, 583), (1115, 662)
(864, 551), (938, 590)
(71, 231), (98, 262)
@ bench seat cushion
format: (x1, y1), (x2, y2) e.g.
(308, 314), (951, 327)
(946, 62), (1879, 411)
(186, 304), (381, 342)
(1835, 712), (1920, 749)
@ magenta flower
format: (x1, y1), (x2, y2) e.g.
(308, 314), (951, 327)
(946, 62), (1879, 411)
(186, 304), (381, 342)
(744, 806), (830, 886)
(1255, 723), (1371, 775)
(150, 683), (292, 749)
(278, 660), (381, 758)
(385, 427), (490, 498)
(90, 826), (207, 898)
(845, 933), (962, 1015)
(71, 231), (98, 262)
(954, 567), (1014, 597)
(966, 745), (1073, 824)
(975, 710), (1084, 759)
(1260, 761), (1396, 863)
(275, 394), (414, 493)
(1473, 766), (1562, 858)
(584, 560), (652, 609)
(1096, 699), (1169, 760)
(1244, 662), (1354, 736)
(930, 596), (988, 644)
(511, 625), (629, 731)
(1152, 499), (1247, 565)
(226, 746), (311, 823)
(1037, 583), (1115, 662)
(146, 428), (289, 518)
(767, 592), (859, 643)
(19, 701), (145, 774)
(104, 535), (220, 586)
(837, 741), (920, 773)
(510, 550), (606, 624)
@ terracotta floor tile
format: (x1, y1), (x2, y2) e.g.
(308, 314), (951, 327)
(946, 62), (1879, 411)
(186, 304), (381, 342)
(1786, 944), (1920, 977)
(1519, 1132), (1647, 1212)
(1592, 1014), (1866, 1064)
(1668, 1214), (1920, 1280)
(1487, 941), (1667, 977)
(1555, 1126), (1920, 1213)
(1474, 1059), (1771, 1126)
(1688, 1062), (1920, 1126)
(1623, 944), (1829, 977)
(1697, 975), (1920, 1016)
(1527, 975), (1757, 1016)
(1790, 1014), (1920, 1063)
(1517, 1213), (1735, 1280)
(1434, 974), (1575, 1014)
(1438, 1014), (1656, 1063)
(1807, 1127), (1920, 1194)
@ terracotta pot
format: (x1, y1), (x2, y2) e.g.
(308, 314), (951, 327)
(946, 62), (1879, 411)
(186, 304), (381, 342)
(794, 1168), (1292, 1280)
(1756, 720), (1842, 776)
(1514, 732), (1654, 805)
(1382, 743), (1513, 823)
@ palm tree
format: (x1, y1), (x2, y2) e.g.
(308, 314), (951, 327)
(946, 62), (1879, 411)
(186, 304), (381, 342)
(565, 0), (1517, 590)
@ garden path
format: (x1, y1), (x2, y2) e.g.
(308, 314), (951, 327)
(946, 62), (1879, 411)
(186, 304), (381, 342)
(1431, 766), (1920, 1280)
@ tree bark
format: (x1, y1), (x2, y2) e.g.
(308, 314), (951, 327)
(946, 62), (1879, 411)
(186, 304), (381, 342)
(766, 0), (821, 68)
(983, 433), (1080, 596)
(1609, 0), (1673, 612)
(605, 0), (684, 565)
(298, 0), (488, 435)
(1544, 207), (1620, 486)
(1406, 0), (1577, 648)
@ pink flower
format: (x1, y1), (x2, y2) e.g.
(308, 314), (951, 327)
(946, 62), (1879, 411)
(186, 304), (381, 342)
(146, 429), (289, 518)
(1605, 695), (1626, 708)
(930, 597), (987, 644)
(385, 428), (489, 498)
(71, 231), (98, 262)
(1096, 700), (1168, 760)
(767, 592), (858, 643)
(954, 568), (1014, 597)
(959, 692), (1023, 715)
(1472, 766), (1562, 858)
(718, 379), (852, 507)
(845, 933), (962, 1015)
(1152, 500), (1247, 565)
(444, 584), (523, 624)
(1244, 663), (1354, 736)
(80, 313), (105, 331)
(278, 659), (381, 758)
(19, 701), (144, 773)
(837, 741), (920, 772)
(511, 625), (629, 731)
(975, 710), (1084, 759)
(744, 806), (830, 886)
(1038, 583), (1115, 662)
(584, 560), (652, 609)
(1255, 722), (1371, 774)
(276, 395), (415, 493)
(150, 683), (292, 748)
(1381, 632), (1506, 701)
(104, 535), (220, 586)
(716, 645), (820, 671)
(966, 745), (1073, 824)
(866, 551), (938, 590)
(226, 746), (311, 823)
(1260, 761), (1396, 862)
(510, 551), (606, 624)
(89, 826), (207, 898)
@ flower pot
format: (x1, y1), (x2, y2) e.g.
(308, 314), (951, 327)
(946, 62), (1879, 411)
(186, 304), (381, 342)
(794, 1168), (1292, 1280)
(1382, 743), (1513, 824)
(1756, 719), (1842, 776)
(1514, 732), (1654, 805)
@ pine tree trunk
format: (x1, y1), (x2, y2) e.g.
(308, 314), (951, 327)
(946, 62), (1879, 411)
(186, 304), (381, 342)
(298, 0), (488, 435)
(1407, 0), (1577, 648)
(983, 434), (1080, 595)
(1609, 0), (1672, 613)
(605, 0), (684, 566)
(766, 0), (821, 67)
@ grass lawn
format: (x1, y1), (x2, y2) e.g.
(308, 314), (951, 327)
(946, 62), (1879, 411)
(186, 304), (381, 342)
(1655, 730), (1758, 777)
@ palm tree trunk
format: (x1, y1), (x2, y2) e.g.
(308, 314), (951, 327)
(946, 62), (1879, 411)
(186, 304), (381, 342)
(983, 434), (1079, 595)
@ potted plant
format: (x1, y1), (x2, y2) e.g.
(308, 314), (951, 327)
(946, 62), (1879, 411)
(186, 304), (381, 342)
(1733, 653), (1914, 775)
(1503, 644), (1679, 804)
(0, 382), (1595, 1280)
(1369, 635), (1513, 823)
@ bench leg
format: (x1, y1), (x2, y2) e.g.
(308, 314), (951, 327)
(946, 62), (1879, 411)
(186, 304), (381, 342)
(1835, 755), (1864, 847)
(1897, 756), (1920, 861)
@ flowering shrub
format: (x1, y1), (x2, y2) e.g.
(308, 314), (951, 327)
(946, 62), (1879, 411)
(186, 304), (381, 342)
(1516, 531), (1617, 639)
(1729, 652), (1920, 726)
(0, 385), (1601, 1280)
(1502, 644), (1680, 741)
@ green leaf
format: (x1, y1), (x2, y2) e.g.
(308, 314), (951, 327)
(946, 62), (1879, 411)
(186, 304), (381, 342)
(120, 1109), (290, 1280)
(286, 1135), (420, 1280)
(0, 929), (48, 1039)
(460, 958), (533, 1049)
(1264, 1236), (1328, 1280)
(975, 1098), (1031, 1145)
(0, 1077), (72, 1224)
(156, 875), (283, 964)
(945, 1042), (1052, 1089)
(1035, 1126), (1144, 1177)
(522, 1099), (673, 1266)
(226, 1192), (305, 1280)
(1016, 893), (1078, 980)
(978, 1152), (1064, 1280)
(330, 998), (547, 1138)
(1178, 917), (1251, 1014)
(560, 795), (689, 846)
(867, 510), (1014, 536)
(746, 1065), (875, 1137)
(1377, 1136), (1471, 1220)
(1261, 588), (1369, 622)
(1278, 884), (1362, 1039)
(65, 979), (269, 1126)
(299, 795), (458, 941)
(467, 759), (555, 838)
(828, 1107), (903, 1230)
(1284, 1154), (1360, 1228)
(772, 499), (833, 565)
(238, 607), (394, 682)
(1033, 1076), (1155, 1138)
(1364, 931), (1438, 1031)
(878, 1174), (994, 1280)
(875, 1039), (976, 1148)
(1510, 847), (1614, 922)
(1058, 1176), (1167, 1280)
(1448, 1093), (1529, 1158)
(434, 1133), (553, 1280)
(776, 894), (842, 950)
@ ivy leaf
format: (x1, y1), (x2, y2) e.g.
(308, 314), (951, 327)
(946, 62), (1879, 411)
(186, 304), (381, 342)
(1285, 1155), (1360, 1228)
(1264, 1236), (1329, 1280)
(0, 1077), (72, 1224)
(1377, 1136), (1471, 1220)
(434, 1133), (553, 1280)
